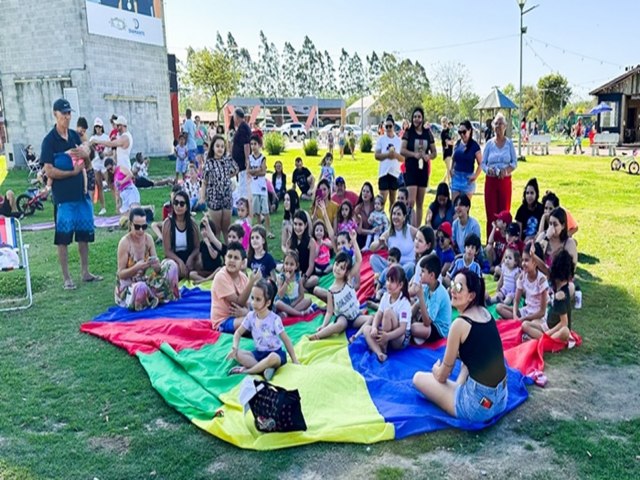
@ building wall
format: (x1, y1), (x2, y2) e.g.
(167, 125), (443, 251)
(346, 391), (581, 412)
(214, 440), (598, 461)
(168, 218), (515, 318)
(0, 0), (173, 157)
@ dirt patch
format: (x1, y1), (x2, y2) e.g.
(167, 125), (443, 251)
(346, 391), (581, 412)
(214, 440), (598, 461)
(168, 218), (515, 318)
(205, 461), (226, 475)
(144, 418), (179, 432)
(524, 363), (640, 422)
(88, 435), (131, 456)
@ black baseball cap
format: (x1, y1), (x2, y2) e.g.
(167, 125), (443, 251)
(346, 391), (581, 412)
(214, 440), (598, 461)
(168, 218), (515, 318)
(234, 108), (245, 118)
(53, 98), (73, 113)
(336, 176), (345, 185)
(507, 222), (520, 236)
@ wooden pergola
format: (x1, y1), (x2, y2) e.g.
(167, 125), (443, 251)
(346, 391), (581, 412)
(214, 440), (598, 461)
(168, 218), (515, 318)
(475, 87), (518, 139)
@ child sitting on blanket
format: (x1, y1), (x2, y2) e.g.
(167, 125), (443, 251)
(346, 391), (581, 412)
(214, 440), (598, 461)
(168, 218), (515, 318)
(522, 250), (573, 342)
(227, 279), (299, 380)
(488, 247), (521, 306)
(361, 265), (412, 362)
(411, 253), (452, 344)
(312, 220), (334, 277)
(211, 242), (261, 333)
(368, 247), (401, 308)
(443, 233), (482, 289)
(364, 195), (390, 251)
(497, 243), (548, 322)
(334, 230), (361, 290)
(309, 251), (373, 341)
(274, 250), (317, 318)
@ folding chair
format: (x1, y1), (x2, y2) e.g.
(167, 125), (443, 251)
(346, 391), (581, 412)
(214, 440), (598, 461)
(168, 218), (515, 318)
(0, 216), (33, 311)
(23, 145), (41, 178)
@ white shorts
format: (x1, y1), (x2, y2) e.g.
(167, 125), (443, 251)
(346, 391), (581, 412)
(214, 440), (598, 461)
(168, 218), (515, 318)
(237, 170), (249, 200)
(119, 185), (140, 213)
(92, 157), (106, 173)
(252, 194), (269, 215)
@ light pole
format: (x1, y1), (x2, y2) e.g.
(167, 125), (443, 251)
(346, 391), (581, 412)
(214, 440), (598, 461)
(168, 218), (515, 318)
(518, 0), (539, 159)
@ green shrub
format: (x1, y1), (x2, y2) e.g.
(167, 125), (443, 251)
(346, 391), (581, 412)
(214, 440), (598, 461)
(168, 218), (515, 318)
(359, 133), (373, 153)
(303, 139), (319, 156)
(264, 132), (285, 156)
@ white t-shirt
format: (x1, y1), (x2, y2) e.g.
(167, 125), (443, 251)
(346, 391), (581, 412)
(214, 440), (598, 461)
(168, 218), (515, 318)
(116, 131), (133, 170)
(375, 134), (402, 178)
(378, 293), (412, 331)
(249, 153), (267, 196)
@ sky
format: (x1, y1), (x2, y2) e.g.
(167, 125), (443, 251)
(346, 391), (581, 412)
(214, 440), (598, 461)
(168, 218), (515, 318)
(163, 0), (639, 101)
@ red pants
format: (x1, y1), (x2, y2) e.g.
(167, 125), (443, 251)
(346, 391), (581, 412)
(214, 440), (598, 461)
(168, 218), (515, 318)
(484, 176), (512, 239)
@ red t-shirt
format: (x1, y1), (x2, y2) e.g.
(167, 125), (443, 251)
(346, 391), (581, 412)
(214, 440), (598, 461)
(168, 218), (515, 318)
(332, 190), (359, 207)
(162, 202), (171, 220)
(109, 128), (118, 141)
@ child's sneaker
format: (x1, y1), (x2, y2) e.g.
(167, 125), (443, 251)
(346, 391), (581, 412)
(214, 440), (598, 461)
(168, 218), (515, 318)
(263, 368), (275, 381)
(574, 290), (582, 309)
(98, 208), (107, 216)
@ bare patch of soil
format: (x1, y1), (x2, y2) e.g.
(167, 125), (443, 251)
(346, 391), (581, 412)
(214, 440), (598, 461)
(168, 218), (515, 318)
(88, 435), (131, 456)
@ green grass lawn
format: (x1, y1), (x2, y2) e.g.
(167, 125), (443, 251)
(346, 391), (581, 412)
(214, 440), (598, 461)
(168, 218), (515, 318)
(0, 148), (639, 479)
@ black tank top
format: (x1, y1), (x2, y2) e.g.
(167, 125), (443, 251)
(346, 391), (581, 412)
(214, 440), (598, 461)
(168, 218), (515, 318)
(458, 313), (507, 387)
(295, 239), (310, 274)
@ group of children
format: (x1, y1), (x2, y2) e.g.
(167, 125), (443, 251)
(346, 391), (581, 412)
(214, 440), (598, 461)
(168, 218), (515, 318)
(160, 143), (579, 381)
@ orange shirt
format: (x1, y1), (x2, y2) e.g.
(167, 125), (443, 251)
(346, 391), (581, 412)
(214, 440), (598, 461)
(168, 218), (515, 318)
(565, 209), (578, 233)
(210, 267), (248, 328)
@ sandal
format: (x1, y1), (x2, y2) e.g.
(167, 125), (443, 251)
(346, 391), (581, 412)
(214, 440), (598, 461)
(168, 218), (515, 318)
(83, 274), (104, 283)
(63, 280), (76, 290)
(228, 366), (246, 376)
(267, 232), (276, 239)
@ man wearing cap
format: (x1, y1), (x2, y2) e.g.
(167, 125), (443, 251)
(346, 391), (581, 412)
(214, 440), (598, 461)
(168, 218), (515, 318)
(486, 210), (512, 269)
(231, 108), (251, 199)
(331, 177), (359, 206)
(91, 115), (133, 169)
(42, 98), (102, 290)
(182, 109), (198, 166)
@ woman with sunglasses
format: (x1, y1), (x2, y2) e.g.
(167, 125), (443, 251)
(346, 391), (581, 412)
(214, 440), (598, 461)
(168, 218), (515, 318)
(161, 190), (200, 279)
(401, 107), (437, 227)
(374, 115), (404, 210)
(413, 270), (508, 422)
(481, 112), (518, 239)
(115, 207), (180, 311)
(450, 120), (482, 203)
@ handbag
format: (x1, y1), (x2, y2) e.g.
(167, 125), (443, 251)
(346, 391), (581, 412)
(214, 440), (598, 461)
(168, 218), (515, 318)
(248, 380), (307, 433)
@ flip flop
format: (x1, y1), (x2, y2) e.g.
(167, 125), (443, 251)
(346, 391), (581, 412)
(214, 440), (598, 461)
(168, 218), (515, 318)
(82, 274), (104, 283)
(63, 280), (76, 290)
(228, 366), (246, 376)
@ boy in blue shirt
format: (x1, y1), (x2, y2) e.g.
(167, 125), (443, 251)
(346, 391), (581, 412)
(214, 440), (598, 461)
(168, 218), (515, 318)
(411, 253), (452, 343)
(443, 233), (482, 288)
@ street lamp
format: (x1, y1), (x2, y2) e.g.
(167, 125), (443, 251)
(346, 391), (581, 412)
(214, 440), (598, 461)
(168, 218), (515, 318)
(518, 0), (539, 159)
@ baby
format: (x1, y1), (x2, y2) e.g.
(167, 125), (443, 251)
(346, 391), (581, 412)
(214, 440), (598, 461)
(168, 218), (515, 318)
(365, 195), (390, 251)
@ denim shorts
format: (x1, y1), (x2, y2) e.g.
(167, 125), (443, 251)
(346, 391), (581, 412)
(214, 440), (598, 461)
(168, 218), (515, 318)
(451, 170), (476, 195)
(455, 374), (508, 422)
(253, 349), (287, 366)
(218, 317), (236, 333)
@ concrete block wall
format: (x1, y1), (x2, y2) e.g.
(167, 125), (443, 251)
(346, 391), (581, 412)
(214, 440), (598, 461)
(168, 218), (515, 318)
(0, 0), (173, 157)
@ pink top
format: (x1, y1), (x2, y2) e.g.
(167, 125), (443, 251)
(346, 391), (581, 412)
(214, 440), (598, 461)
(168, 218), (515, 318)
(315, 241), (331, 267)
(337, 219), (358, 234)
(114, 166), (133, 192)
(236, 218), (251, 250)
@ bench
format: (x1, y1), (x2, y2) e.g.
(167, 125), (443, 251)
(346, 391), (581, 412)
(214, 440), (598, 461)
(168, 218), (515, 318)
(526, 134), (551, 155)
(591, 132), (618, 156)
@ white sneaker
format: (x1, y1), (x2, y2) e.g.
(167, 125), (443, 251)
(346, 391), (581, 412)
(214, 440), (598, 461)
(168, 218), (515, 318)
(574, 290), (582, 309)
(98, 208), (107, 216)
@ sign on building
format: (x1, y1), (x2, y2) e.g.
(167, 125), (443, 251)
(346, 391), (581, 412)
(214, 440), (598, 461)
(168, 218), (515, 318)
(85, 0), (164, 47)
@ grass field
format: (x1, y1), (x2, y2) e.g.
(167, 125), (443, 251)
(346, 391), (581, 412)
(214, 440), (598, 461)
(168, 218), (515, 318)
(0, 147), (639, 479)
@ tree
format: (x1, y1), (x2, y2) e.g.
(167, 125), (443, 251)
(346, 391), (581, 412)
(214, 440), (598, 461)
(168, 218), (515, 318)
(459, 92), (481, 121)
(431, 61), (473, 119)
(537, 73), (571, 119)
(257, 31), (280, 97)
(502, 83), (517, 100)
(296, 36), (321, 96)
(422, 93), (449, 122)
(338, 49), (351, 97)
(280, 42), (297, 97)
(366, 51), (383, 93)
(349, 53), (366, 96)
(184, 47), (240, 120)
(374, 54), (430, 120)
(236, 48), (256, 97)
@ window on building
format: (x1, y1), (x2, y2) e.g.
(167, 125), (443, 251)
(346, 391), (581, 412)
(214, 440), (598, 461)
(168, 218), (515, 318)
(600, 101), (618, 128)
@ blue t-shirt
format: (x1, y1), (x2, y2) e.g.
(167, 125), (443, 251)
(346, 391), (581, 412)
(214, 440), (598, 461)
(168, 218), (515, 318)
(423, 282), (452, 337)
(183, 119), (197, 150)
(448, 257), (482, 278)
(436, 245), (456, 266)
(482, 138), (517, 173)
(452, 216), (481, 253)
(40, 127), (84, 204)
(452, 139), (481, 173)
(249, 252), (277, 279)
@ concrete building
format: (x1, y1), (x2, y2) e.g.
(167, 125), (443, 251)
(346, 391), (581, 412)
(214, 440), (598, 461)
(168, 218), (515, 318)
(0, 0), (173, 165)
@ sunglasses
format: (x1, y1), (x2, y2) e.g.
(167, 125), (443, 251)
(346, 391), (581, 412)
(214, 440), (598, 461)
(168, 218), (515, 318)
(385, 124), (394, 129)
(173, 200), (187, 207)
(458, 130), (468, 135)
(452, 281), (464, 293)
(133, 223), (148, 231)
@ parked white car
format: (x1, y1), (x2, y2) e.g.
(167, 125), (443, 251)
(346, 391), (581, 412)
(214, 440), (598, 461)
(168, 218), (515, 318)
(279, 122), (307, 141)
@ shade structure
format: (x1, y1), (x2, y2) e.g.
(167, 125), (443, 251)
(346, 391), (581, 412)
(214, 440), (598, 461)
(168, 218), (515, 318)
(475, 87), (518, 111)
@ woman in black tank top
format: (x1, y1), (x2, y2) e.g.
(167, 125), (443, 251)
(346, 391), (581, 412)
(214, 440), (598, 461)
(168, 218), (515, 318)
(413, 270), (508, 422)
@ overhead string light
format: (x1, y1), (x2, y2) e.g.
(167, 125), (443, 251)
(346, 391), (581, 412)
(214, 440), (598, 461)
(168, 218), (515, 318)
(528, 36), (624, 69)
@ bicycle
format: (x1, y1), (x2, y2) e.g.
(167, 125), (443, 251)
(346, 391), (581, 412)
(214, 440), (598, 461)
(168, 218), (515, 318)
(16, 186), (50, 216)
(610, 149), (640, 175)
